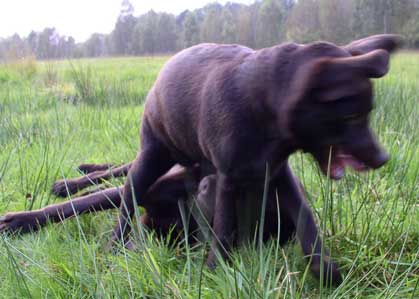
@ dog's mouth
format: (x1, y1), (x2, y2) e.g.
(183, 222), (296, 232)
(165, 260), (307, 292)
(316, 148), (369, 180)
(310, 129), (390, 180)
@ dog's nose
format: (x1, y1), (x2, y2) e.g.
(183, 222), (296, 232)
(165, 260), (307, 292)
(372, 150), (389, 169)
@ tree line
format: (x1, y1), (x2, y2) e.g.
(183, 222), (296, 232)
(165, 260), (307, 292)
(1, 0), (419, 60)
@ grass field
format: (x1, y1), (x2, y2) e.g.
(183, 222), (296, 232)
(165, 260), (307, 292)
(0, 53), (418, 298)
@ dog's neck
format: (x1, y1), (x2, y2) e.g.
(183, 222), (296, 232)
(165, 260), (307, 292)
(236, 44), (304, 149)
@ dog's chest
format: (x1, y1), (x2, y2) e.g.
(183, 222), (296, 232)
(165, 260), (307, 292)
(225, 138), (291, 182)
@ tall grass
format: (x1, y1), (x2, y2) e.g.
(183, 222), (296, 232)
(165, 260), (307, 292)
(0, 53), (418, 298)
(0, 56), (38, 83)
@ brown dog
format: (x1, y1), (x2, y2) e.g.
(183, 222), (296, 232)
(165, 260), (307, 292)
(0, 34), (401, 286)
(112, 35), (400, 284)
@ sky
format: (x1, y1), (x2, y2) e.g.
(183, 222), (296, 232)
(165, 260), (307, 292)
(0, 0), (253, 42)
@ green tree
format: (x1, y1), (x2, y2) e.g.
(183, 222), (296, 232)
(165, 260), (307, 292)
(111, 0), (137, 55)
(351, 0), (415, 38)
(84, 34), (106, 57)
(201, 3), (223, 43)
(37, 28), (58, 59)
(319, 0), (352, 44)
(26, 31), (38, 55)
(256, 0), (285, 47)
(236, 6), (255, 47)
(134, 11), (159, 54)
(182, 11), (200, 48)
(221, 8), (237, 44)
(56, 36), (76, 58)
(286, 0), (321, 43)
(156, 13), (177, 53)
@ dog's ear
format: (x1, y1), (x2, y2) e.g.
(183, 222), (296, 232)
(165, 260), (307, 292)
(298, 50), (389, 102)
(343, 34), (402, 56)
(329, 49), (390, 78)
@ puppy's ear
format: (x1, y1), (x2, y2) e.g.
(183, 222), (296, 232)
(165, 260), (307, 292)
(344, 34), (403, 56)
(331, 49), (390, 78)
(299, 50), (389, 102)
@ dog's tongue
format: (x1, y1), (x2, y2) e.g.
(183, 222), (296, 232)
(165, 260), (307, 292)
(323, 153), (367, 180)
(319, 149), (369, 180)
(339, 154), (368, 172)
(319, 154), (345, 180)
(329, 159), (345, 180)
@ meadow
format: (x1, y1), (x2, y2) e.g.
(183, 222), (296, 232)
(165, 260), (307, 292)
(0, 53), (418, 298)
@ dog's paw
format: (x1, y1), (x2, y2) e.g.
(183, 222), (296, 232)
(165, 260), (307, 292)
(0, 212), (42, 234)
(78, 163), (113, 174)
(205, 253), (217, 270)
(309, 257), (342, 286)
(52, 179), (78, 197)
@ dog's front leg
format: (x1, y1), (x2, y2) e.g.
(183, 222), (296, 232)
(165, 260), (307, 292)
(110, 140), (175, 247)
(274, 163), (342, 286)
(206, 173), (238, 268)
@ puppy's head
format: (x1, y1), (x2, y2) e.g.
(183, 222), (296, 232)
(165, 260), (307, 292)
(286, 35), (401, 179)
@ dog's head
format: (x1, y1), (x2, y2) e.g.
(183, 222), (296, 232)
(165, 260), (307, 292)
(286, 34), (402, 179)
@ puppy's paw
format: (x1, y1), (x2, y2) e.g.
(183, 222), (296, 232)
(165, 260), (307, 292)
(309, 256), (342, 286)
(0, 212), (43, 234)
(206, 253), (217, 270)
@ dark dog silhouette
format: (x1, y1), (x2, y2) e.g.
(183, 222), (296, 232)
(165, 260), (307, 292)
(0, 34), (401, 285)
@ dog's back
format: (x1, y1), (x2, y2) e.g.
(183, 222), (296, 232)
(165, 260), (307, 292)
(143, 44), (251, 162)
(142, 43), (307, 169)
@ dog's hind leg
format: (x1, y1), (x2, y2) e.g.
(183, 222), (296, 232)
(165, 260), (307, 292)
(272, 162), (342, 286)
(52, 162), (132, 197)
(0, 187), (123, 234)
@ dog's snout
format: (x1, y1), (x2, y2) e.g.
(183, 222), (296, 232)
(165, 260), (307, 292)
(344, 127), (390, 170)
(371, 149), (389, 169)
